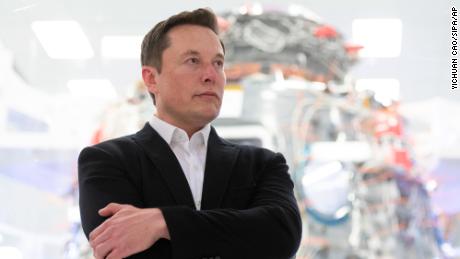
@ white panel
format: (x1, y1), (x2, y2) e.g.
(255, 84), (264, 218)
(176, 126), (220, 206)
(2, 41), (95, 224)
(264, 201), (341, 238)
(31, 21), (94, 59)
(355, 78), (400, 106)
(352, 18), (402, 58)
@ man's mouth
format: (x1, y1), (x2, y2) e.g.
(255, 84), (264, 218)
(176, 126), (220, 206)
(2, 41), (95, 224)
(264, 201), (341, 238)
(196, 91), (219, 99)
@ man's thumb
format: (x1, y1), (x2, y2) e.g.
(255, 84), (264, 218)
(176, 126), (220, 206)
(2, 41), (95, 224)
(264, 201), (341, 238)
(98, 202), (122, 217)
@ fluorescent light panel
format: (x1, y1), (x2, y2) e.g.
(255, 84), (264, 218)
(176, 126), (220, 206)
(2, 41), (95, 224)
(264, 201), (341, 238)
(31, 20), (94, 59)
(67, 79), (117, 100)
(352, 18), (402, 58)
(101, 35), (143, 59)
(0, 247), (23, 259)
(355, 78), (400, 106)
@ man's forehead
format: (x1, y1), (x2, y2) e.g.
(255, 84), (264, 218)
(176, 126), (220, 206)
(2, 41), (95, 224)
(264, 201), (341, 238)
(166, 29), (224, 56)
(169, 25), (221, 42)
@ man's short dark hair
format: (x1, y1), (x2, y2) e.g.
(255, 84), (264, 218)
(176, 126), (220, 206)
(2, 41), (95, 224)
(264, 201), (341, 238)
(141, 8), (224, 104)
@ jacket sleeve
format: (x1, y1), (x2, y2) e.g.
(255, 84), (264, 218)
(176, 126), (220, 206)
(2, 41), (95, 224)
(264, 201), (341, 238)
(161, 152), (302, 259)
(78, 144), (145, 238)
(78, 143), (173, 258)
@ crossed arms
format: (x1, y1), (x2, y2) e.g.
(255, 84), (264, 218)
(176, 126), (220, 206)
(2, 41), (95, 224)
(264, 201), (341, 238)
(78, 142), (302, 259)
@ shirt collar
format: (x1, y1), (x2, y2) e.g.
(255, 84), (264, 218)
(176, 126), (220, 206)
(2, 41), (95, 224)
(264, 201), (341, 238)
(149, 115), (211, 147)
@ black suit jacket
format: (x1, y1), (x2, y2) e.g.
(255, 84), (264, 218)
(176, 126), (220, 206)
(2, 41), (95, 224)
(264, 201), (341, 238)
(78, 123), (301, 259)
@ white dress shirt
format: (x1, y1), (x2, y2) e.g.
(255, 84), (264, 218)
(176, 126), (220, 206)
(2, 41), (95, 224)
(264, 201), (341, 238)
(149, 115), (210, 210)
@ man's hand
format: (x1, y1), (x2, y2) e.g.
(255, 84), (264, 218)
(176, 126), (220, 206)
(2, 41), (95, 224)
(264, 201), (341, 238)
(89, 203), (170, 259)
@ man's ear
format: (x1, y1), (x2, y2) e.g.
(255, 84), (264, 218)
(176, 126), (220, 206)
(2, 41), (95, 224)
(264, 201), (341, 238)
(142, 66), (159, 95)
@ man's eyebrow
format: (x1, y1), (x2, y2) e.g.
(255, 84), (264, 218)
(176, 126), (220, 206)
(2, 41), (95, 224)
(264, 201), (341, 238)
(179, 50), (200, 58)
(179, 50), (224, 60)
(215, 53), (225, 60)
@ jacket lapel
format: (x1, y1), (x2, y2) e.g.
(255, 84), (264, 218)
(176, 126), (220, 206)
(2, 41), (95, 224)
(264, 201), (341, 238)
(133, 123), (195, 209)
(201, 127), (239, 210)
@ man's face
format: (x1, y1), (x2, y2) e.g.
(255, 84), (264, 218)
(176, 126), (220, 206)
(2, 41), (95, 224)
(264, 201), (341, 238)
(143, 24), (226, 132)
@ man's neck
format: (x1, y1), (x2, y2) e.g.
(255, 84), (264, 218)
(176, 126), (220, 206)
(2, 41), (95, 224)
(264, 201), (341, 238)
(154, 114), (203, 139)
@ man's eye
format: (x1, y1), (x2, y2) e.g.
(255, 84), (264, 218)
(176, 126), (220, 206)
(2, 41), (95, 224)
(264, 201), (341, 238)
(187, 58), (199, 64)
(214, 60), (224, 67)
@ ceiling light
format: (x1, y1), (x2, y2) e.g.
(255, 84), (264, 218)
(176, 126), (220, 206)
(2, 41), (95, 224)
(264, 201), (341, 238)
(31, 20), (94, 59)
(67, 79), (117, 100)
(0, 247), (23, 259)
(352, 18), (402, 58)
(355, 78), (400, 106)
(101, 35), (143, 59)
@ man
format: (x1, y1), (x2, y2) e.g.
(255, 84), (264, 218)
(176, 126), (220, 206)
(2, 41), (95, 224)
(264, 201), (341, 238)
(78, 8), (301, 259)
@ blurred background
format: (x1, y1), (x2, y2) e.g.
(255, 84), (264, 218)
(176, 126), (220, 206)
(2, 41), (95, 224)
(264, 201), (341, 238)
(0, 0), (459, 258)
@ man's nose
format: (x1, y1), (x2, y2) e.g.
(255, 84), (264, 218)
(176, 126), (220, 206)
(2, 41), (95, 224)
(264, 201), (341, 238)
(201, 63), (217, 84)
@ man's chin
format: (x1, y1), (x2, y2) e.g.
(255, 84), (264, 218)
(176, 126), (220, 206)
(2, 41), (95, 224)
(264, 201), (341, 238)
(196, 109), (220, 124)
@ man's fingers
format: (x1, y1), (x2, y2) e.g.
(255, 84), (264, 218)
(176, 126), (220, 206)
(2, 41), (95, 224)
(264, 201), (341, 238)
(99, 202), (122, 217)
(105, 249), (123, 259)
(89, 220), (107, 242)
(90, 203), (144, 258)
(90, 203), (128, 242)
(93, 242), (113, 259)
(90, 225), (111, 250)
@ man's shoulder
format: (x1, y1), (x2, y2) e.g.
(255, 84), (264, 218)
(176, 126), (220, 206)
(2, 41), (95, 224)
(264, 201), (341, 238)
(94, 133), (138, 148)
(80, 133), (140, 158)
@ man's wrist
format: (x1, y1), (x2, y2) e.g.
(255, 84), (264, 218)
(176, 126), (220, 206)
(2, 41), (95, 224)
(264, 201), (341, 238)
(153, 208), (170, 240)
